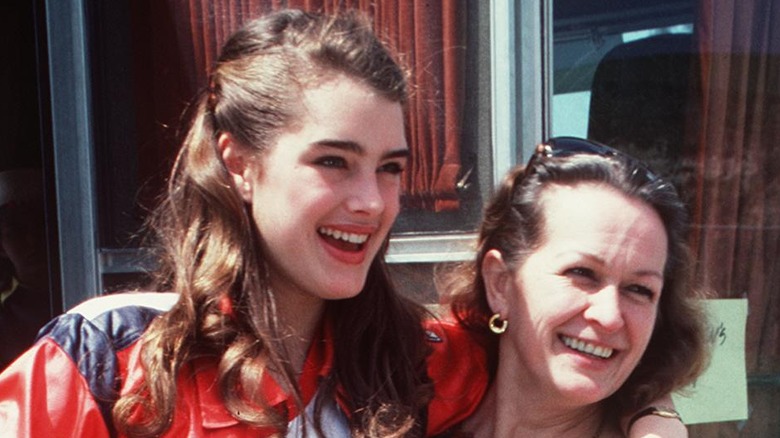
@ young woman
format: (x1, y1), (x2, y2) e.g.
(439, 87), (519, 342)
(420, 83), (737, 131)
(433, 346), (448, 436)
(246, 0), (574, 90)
(442, 137), (710, 437)
(0, 9), (490, 437)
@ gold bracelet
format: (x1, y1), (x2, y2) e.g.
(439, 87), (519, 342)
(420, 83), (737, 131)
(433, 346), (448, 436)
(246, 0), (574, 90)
(628, 406), (683, 431)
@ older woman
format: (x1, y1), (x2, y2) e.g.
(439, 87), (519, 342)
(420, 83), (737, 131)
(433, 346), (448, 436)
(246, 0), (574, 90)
(443, 137), (710, 437)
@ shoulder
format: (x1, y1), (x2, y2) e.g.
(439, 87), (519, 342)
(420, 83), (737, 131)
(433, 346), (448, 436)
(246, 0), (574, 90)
(424, 317), (489, 436)
(66, 291), (179, 319)
(424, 317), (482, 351)
(424, 316), (489, 376)
(0, 292), (179, 436)
(40, 291), (179, 372)
(39, 291), (179, 391)
(42, 291), (179, 355)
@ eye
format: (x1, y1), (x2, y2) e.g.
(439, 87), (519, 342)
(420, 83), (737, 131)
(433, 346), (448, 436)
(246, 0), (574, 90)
(315, 156), (347, 169)
(624, 284), (656, 301)
(563, 266), (602, 292)
(566, 266), (596, 280)
(378, 160), (406, 175)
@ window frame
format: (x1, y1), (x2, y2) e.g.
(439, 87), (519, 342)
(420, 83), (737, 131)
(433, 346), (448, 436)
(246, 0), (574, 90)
(387, 0), (548, 263)
(45, 0), (101, 309)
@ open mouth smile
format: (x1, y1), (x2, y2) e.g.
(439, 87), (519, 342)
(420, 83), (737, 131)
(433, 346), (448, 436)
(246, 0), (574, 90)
(560, 335), (614, 359)
(318, 226), (369, 252)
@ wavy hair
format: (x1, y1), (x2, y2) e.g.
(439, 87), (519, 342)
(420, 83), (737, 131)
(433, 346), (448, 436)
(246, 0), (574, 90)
(113, 9), (430, 437)
(443, 147), (710, 417)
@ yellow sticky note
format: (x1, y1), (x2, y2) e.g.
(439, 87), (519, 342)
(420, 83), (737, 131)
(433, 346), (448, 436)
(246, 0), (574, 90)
(672, 298), (749, 424)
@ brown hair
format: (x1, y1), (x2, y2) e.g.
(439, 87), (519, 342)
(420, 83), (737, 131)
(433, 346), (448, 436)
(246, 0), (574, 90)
(444, 148), (709, 417)
(113, 9), (430, 437)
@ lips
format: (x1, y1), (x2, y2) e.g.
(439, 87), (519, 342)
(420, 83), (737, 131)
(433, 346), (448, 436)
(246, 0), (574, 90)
(318, 226), (373, 264)
(560, 335), (615, 359)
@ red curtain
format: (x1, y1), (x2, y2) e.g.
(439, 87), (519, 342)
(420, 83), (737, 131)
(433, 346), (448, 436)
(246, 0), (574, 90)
(163, 0), (465, 212)
(692, 0), (780, 371)
(689, 1), (780, 434)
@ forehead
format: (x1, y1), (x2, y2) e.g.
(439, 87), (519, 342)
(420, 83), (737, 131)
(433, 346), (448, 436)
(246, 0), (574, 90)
(254, 73), (407, 169)
(300, 74), (395, 113)
(537, 183), (668, 258)
(294, 75), (406, 142)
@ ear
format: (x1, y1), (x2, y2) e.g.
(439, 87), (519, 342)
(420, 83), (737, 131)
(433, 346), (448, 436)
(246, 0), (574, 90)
(218, 132), (254, 202)
(482, 249), (512, 318)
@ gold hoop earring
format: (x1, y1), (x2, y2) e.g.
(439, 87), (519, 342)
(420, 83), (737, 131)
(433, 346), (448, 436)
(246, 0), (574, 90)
(488, 313), (508, 334)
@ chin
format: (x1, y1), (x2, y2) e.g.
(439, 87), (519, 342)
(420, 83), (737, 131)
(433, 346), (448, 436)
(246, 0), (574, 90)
(320, 283), (365, 301)
(557, 381), (612, 403)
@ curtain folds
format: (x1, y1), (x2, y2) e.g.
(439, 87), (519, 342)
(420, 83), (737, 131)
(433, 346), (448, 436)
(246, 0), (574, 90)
(693, 0), (780, 374)
(171, 0), (465, 211)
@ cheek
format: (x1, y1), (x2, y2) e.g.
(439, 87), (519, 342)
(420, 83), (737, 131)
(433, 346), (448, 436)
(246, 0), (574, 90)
(380, 181), (403, 218)
(519, 273), (575, 315)
(628, 305), (659, 347)
(510, 286), (552, 332)
(251, 171), (310, 212)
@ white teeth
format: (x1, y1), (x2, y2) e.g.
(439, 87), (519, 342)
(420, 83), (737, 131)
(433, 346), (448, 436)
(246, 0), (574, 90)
(318, 227), (369, 244)
(561, 335), (614, 359)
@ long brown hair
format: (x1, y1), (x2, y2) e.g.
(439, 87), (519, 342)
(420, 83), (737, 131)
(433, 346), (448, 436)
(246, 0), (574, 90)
(113, 9), (431, 437)
(444, 147), (710, 417)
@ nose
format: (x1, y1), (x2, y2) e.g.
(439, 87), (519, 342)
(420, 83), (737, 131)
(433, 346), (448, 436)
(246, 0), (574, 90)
(346, 171), (385, 216)
(583, 285), (625, 332)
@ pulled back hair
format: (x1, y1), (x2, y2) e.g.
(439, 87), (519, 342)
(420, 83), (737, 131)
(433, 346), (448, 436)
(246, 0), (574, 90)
(114, 9), (430, 437)
(444, 146), (710, 417)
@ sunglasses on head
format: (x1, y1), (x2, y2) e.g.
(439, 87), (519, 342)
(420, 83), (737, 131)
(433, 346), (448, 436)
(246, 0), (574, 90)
(527, 136), (660, 185)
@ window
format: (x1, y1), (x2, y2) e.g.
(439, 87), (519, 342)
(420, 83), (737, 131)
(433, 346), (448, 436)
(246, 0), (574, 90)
(552, 0), (780, 434)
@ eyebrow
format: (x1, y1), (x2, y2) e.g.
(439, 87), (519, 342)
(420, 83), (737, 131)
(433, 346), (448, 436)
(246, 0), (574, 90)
(629, 268), (665, 281)
(313, 140), (410, 160)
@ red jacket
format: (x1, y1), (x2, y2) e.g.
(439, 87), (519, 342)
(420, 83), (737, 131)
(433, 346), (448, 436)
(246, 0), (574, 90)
(0, 293), (487, 437)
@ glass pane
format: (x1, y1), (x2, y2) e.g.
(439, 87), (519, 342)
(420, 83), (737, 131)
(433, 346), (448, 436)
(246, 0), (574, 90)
(553, 0), (780, 435)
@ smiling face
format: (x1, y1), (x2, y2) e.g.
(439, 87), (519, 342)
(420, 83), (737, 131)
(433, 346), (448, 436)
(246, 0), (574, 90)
(486, 182), (668, 407)
(222, 74), (408, 306)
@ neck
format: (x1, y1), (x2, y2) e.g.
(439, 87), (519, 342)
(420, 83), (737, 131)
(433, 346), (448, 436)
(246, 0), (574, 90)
(464, 363), (606, 438)
(272, 283), (326, 374)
